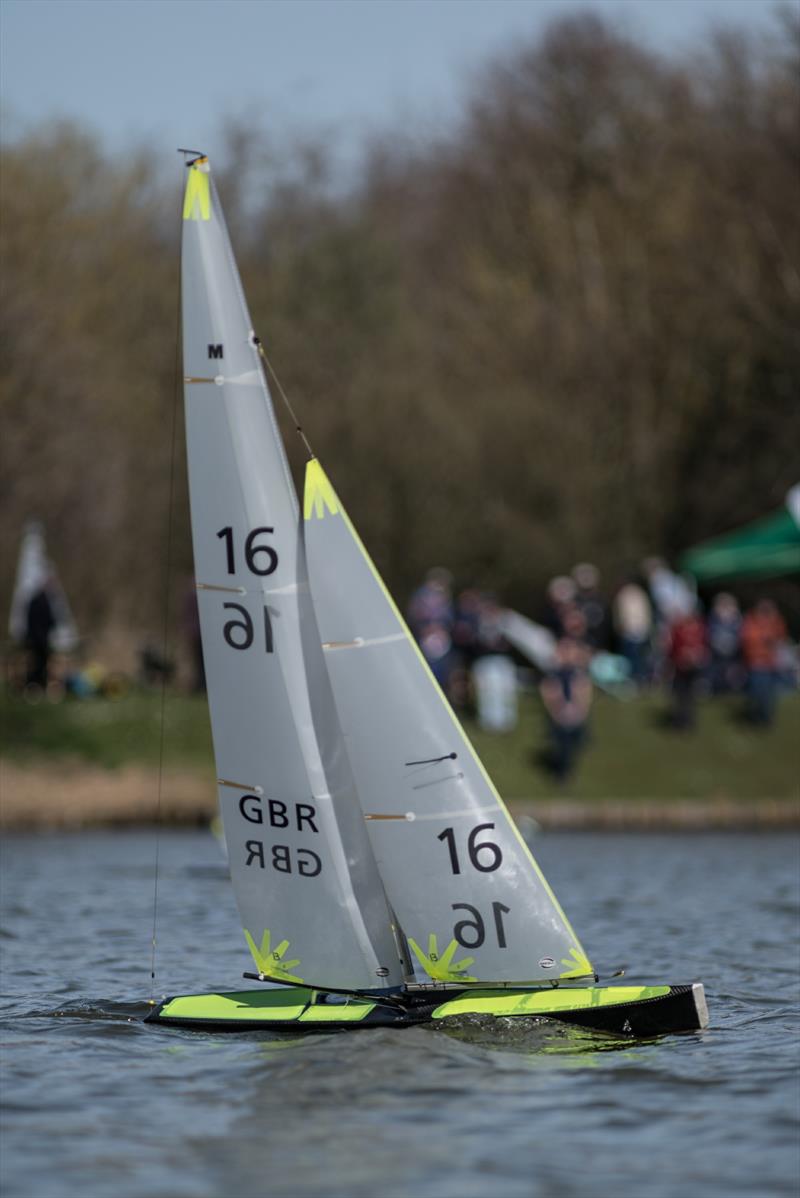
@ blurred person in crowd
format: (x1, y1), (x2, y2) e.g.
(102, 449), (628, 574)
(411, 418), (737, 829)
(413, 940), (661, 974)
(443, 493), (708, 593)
(708, 593), (743, 694)
(572, 562), (609, 650)
(543, 575), (577, 638)
(453, 589), (482, 661)
(416, 621), (455, 693)
(407, 568), (456, 694)
(540, 637), (593, 782)
(642, 557), (696, 683)
(613, 574), (653, 687)
(24, 580), (56, 689)
(138, 640), (175, 688)
(472, 593), (517, 732)
(666, 603), (709, 730)
(740, 599), (788, 726)
(562, 604), (591, 647)
(775, 640), (799, 691)
(407, 567), (454, 634)
(642, 556), (694, 624)
(183, 576), (205, 693)
(450, 588), (482, 709)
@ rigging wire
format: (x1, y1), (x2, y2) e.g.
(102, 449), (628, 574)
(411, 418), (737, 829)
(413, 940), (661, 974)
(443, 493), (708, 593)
(148, 156), (187, 1003)
(253, 337), (315, 460)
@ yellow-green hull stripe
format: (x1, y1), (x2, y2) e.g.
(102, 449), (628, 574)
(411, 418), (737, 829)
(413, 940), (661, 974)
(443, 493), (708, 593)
(298, 1002), (375, 1023)
(154, 989), (377, 1024)
(431, 985), (671, 1019)
(157, 989), (312, 1022)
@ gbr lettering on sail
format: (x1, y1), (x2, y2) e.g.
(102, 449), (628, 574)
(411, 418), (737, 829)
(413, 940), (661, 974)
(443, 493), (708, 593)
(237, 792), (322, 877)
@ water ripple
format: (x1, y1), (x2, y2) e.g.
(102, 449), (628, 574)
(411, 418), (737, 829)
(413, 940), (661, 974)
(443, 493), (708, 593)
(1, 828), (798, 1198)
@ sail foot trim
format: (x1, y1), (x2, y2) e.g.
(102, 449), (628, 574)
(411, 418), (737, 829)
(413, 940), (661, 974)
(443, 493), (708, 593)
(408, 935), (477, 982)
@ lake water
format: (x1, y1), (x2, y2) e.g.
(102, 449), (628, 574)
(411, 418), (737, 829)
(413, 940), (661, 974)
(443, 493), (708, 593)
(1, 829), (798, 1198)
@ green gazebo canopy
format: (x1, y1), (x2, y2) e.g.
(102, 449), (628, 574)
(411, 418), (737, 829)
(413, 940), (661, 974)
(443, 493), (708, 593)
(680, 486), (800, 583)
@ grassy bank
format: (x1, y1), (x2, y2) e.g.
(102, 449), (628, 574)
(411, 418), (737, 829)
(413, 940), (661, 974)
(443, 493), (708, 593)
(1, 688), (797, 804)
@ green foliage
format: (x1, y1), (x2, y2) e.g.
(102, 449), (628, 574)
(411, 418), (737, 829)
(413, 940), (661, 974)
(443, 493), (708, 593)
(1, 11), (798, 651)
(0, 124), (189, 639)
(468, 691), (799, 801)
(0, 692), (213, 770)
(1, 689), (796, 799)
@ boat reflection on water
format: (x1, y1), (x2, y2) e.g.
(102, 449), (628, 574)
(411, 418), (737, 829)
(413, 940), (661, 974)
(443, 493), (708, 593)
(429, 1012), (674, 1058)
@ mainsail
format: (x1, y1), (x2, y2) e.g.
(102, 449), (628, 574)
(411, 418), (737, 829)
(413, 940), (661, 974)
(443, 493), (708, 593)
(303, 461), (594, 985)
(181, 157), (404, 991)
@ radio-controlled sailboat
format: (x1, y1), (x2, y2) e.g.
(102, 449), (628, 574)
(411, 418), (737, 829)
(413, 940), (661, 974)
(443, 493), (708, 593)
(146, 156), (707, 1037)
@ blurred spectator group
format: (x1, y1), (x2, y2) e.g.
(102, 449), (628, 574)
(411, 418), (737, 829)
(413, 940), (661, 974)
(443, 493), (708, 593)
(6, 520), (797, 792)
(406, 559), (797, 784)
(408, 572), (518, 735)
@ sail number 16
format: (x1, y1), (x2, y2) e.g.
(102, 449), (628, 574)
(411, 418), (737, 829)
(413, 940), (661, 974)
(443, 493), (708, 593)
(217, 526), (278, 576)
(437, 824), (502, 874)
(216, 527), (278, 654)
(452, 901), (510, 949)
(223, 603), (273, 653)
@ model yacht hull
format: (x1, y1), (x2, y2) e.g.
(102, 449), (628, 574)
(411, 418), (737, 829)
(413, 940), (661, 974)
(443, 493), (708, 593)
(146, 982), (708, 1037)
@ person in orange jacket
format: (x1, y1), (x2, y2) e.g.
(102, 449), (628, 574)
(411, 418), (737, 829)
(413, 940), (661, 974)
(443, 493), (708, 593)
(740, 599), (788, 726)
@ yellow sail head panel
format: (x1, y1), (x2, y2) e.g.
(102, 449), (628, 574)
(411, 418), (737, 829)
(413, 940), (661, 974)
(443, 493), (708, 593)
(304, 459), (340, 521)
(183, 161), (211, 221)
